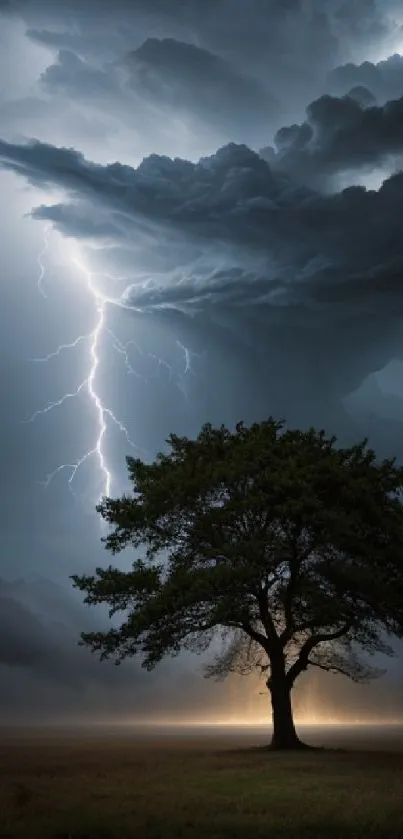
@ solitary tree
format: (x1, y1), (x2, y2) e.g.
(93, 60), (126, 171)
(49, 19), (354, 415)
(72, 419), (403, 749)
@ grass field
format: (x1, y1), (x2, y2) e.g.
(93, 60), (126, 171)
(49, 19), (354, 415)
(1, 724), (403, 838)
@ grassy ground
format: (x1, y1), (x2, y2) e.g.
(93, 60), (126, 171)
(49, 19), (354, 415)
(1, 727), (403, 838)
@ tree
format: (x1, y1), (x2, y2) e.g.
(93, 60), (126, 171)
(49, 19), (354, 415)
(72, 419), (403, 750)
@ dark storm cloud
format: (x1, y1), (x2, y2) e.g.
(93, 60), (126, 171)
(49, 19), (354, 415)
(0, 575), (250, 722)
(10, 0), (401, 132)
(1, 136), (403, 311)
(345, 86), (377, 107)
(2, 135), (403, 416)
(328, 54), (403, 103)
(24, 26), (144, 65)
(31, 202), (123, 242)
(261, 93), (403, 184)
(120, 38), (279, 141)
(2, 0), (401, 164)
(4, 0), (401, 57)
(1, 138), (281, 236)
(35, 40), (279, 149)
(0, 576), (108, 688)
(39, 50), (119, 98)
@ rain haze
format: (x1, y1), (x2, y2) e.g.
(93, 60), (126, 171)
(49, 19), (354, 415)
(2, 0), (403, 730)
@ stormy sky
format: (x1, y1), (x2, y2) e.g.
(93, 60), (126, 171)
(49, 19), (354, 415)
(2, 0), (403, 725)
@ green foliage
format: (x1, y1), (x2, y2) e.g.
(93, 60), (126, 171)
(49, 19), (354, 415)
(72, 418), (403, 687)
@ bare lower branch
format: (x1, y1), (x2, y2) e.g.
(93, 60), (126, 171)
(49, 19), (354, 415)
(286, 622), (352, 686)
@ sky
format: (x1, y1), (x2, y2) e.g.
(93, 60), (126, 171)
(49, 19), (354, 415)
(3, 0), (403, 725)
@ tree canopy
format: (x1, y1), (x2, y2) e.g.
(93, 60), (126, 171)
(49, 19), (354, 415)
(72, 419), (403, 749)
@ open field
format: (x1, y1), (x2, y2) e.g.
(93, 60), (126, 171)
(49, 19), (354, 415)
(1, 724), (403, 838)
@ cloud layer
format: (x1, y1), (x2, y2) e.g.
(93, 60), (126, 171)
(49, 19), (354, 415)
(1, 136), (403, 314)
(261, 92), (403, 185)
(2, 135), (403, 428)
(328, 53), (403, 103)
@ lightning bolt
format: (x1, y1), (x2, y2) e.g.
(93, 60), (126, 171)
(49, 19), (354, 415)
(25, 217), (205, 506)
(36, 223), (52, 299)
(176, 340), (205, 377)
(26, 239), (205, 504)
(105, 329), (145, 380)
(26, 252), (144, 501)
(170, 341), (206, 399)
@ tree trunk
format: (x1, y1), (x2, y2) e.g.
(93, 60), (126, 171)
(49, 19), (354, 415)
(269, 671), (305, 750)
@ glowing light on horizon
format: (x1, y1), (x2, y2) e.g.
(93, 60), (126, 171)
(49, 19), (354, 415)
(85, 715), (403, 728)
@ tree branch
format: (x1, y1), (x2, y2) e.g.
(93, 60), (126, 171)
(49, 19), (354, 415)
(241, 620), (271, 652)
(286, 622), (352, 687)
(256, 586), (279, 648)
(279, 541), (314, 647)
(306, 658), (344, 677)
(307, 653), (386, 684)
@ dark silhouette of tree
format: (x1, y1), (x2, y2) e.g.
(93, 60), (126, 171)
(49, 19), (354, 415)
(72, 419), (403, 749)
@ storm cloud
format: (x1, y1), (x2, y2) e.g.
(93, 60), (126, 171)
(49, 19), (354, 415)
(261, 92), (403, 185)
(1, 136), (403, 315)
(34, 40), (279, 151)
(7, 0), (402, 136)
(0, 575), (245, 722)
(120, 38), (279, 143)
(328, 53), (403, 103)
(2, 134), (403, 444)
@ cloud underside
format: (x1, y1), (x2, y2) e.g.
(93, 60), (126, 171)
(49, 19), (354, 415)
(261, 93), (403, 183)
(328, 53), (403, 103)
(0, 135), (402, 308)
(1, 135), (403, 426)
